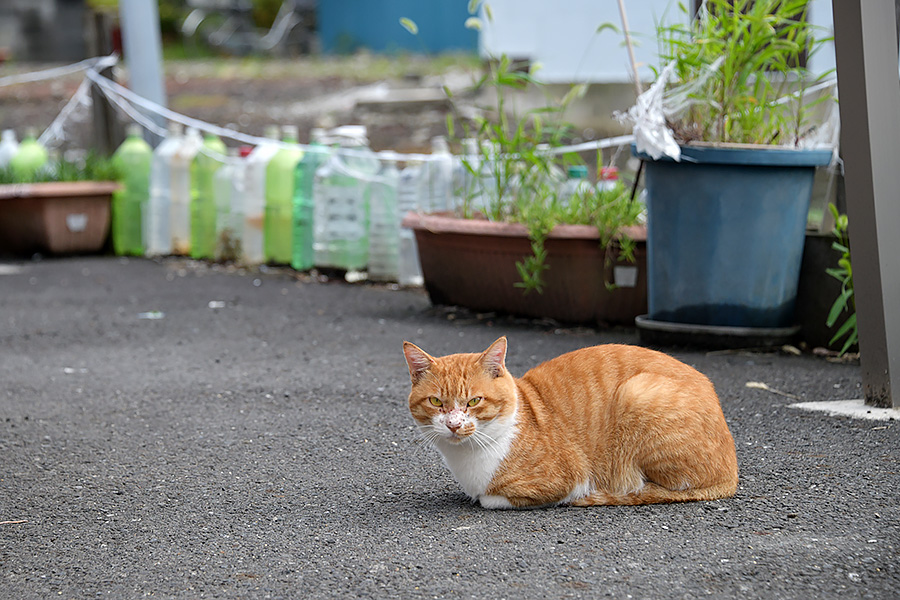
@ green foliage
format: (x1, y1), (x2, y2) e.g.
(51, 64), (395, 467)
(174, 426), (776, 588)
(87, 0), (186, 36)
(447, 57), (641, 293)
(403, 6), (642, 294)
(825, 203), (857, 355)
(657, 0), (832, 146)
(0, 153), (120, 185)
(251, 0), (284, 29)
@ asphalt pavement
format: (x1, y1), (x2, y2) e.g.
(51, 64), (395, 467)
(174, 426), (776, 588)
(1, 256), (897, 599)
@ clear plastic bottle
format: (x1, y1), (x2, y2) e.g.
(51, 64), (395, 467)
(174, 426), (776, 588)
(264, 125), (304, 264)
(190, 132), (227, 260)
(223, 146), (253, 262)
(397, 159), (425, 286)
(111, 124), (152, 256)
(10, 128), (48, 181)
(478, 140), (501, 215)
(291, 128), (327, 271)
(0, 129), (19, 168)
(146, 121), (183, 256)
(426, 136), (453, 213)
(368, 152), (400, 282)
(170, 127), (203, 255)
(242, 125), (281, 265)
(560, 164), (592, 207)
(458, 138), (483, 216)
(313, 126), (380, 271)
(597, 166), (620, 192)
(213, 148), (241, 261)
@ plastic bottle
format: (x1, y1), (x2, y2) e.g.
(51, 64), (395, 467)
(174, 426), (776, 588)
(213, 148), (240, 261)
(458, 138), (483, 215)
(9, 128), (48, 181)
(190, 132), (227, 260)
(312, 126), (380, 271)
(242, 125), (281, 265)
(264, 125), (304, 264)
(170, 127), (203, 255)
(397, 159), (425, 286)
(560, 164), (592, 207)
(368, 152), (400, 282)
(597, 166), (620, 192)
(291, 128), (327, 271)
(223, 146), (253, 262)
(111, 124), (152, 256)
(426, 136), (453, 213)
(0, 129), (19, 168)
(478, 140), (501, 215)
(145, 121), (184, 256)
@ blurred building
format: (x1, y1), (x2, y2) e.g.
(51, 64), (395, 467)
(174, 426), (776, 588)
(0, 0), (89, 62)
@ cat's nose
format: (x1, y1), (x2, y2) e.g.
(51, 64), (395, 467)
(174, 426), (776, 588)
(446, 411), (465, 432)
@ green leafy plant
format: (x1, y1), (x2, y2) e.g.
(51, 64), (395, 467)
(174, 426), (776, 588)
(825, 203), (857, 355)
(0, 152), (120, 185)
(656, 0), (832, 146)
(404, 6), (642, 294)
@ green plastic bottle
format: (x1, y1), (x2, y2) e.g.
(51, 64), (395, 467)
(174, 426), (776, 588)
(9, 128), (48, 181)
(291, 128), (327, 271)
(190, 132), (227, 260)
(264, 125), (304, 264)
(111, 124), (152, 255)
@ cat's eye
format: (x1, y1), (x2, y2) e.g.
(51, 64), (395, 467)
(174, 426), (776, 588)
(428, 397), (443, 407)
(467, 397), (483, 407)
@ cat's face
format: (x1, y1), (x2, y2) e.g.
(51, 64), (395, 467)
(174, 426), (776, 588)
(403, 337), (518, 447)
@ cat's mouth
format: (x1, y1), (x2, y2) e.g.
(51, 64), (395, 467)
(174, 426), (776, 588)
(445, 429), (474, 443)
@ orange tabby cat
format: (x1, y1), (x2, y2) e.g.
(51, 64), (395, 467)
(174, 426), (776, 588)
(403, 337), (738, 508)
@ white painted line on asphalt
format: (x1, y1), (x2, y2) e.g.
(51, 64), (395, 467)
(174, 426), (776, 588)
(0, 265), (24, 275)
(789, 399), (900, 421)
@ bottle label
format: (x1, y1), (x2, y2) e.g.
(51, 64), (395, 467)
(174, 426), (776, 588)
(318, 184), (366, 240)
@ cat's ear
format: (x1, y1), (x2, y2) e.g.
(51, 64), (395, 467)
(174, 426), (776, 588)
(403, 341), (435, 383)
(479, 336), (508, 378)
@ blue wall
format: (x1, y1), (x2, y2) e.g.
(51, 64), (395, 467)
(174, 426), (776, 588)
(318, 0), (478, 54)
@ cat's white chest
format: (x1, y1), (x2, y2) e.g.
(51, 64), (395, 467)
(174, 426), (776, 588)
(435, 415), (517, 500)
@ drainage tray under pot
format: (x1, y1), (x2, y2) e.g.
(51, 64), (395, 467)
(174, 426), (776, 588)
(635, 315), (801, 349)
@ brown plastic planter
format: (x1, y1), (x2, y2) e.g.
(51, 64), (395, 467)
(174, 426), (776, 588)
(402, 213), (647, 326)
(0, 181), (118, 255)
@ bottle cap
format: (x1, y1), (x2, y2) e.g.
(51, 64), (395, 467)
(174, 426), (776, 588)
(599, 166), (619, 180)
(567, 165), (588, 179)
(264, 125), (280, 140)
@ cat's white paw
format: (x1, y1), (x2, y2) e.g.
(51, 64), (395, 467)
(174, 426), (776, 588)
(479, 495), (514, 509)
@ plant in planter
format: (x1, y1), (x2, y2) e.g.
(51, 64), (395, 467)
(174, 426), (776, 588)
(824, 204), (857, 355)
(401, 50), (647, 325)
(0, 152), (121, 256)
(624, 0), (836, 346)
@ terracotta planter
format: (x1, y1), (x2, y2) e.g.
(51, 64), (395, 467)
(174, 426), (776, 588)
(402, 213), (647, 326)
(0, 181), (118, 255)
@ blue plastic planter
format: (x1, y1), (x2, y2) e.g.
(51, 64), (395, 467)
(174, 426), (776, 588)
(634, 144), (832, 329)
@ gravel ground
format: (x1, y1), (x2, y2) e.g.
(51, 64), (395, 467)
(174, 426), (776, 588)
(0, 256), (897, 599)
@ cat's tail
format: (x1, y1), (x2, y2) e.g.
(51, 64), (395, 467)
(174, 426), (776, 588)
(570, 479), (738, 506)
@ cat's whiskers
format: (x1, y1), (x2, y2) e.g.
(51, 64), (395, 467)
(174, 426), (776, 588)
(414, 425), (443, 454)
(466, 427), (506, 457)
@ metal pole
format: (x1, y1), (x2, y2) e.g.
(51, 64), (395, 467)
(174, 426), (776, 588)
(831, 0), (900, 409)
(118, 0), (168, 142)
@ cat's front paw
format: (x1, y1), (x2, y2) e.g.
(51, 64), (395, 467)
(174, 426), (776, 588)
(478, 495), (514, 509)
